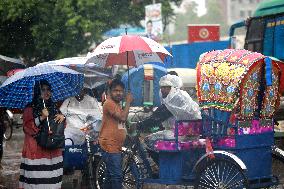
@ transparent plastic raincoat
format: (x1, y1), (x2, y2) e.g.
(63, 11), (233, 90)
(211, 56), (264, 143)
(144, 74), (201, 150)
(159, 74), (201, 124)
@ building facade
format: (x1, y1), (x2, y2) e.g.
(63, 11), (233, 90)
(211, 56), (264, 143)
(217, 0), (264, 26)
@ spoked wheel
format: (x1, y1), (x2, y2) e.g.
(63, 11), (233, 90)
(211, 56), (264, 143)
(95, 152), (145, 189)
(3, 113), (13, 141)
(272, 148), (284, 187)
(95, 158), (107, 189)
(195, 159), (249, 189)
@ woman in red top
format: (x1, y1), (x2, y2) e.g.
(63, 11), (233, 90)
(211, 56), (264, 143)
(19, 80), (65, 189)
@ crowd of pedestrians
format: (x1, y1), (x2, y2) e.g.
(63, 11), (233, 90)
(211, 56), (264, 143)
(0, 70), (199, 189)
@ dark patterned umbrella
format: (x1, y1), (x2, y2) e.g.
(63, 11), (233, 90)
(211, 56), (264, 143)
(0, 55), (26, 76)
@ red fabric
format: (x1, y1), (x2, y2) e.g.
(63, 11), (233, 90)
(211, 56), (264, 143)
(6, 68), (24, 77)
(119, 35), (152, 53)
(205, 138), (215, 159)
(188, 25), (220, 43)
(278, 62), (284, 94)
(21, 107), (62, 159)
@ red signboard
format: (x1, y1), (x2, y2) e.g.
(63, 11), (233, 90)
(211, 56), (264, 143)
(187, 24), (220, 43)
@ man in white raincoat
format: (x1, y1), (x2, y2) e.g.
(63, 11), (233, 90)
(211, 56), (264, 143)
(139, 74), (201, 157)
(60, 87), (102, 145)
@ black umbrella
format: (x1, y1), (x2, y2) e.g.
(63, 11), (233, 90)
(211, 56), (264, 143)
(0, 55), (26, 76)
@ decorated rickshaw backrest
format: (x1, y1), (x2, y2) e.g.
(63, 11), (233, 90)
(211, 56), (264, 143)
(197, 49), (281, 121)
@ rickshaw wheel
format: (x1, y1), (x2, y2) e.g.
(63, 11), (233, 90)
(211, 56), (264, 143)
(272, 153), (284, 186)
(95, 152), (144, 189)
(194, 158), (249, 189)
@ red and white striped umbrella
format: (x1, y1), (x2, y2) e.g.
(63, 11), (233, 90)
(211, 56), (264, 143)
(86, 35), (172, 67)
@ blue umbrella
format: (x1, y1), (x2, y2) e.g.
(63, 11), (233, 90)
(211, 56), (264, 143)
(0, 64), (84, 109)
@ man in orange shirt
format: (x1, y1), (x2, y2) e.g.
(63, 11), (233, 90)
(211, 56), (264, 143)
(99, 79), (133, 189)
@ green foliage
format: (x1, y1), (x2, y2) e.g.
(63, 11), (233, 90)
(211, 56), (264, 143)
(0, 0), (181, 66)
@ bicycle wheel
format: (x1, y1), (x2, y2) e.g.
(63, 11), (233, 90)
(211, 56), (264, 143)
(272, 153), (284, 185)
(3, 113), (13, 141)
(95, 153), (145, 189)
(194, 159), (249, 189)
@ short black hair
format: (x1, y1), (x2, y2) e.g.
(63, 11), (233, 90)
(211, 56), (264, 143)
(146, 20), (152, 25)
(109, 78), (125, 90)
(167, 71), (179, 76)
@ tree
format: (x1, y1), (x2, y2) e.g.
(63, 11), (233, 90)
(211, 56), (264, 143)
(171, 1), (199, 42)
(0, 0), (181, 66)
(200, 0), (228, 36)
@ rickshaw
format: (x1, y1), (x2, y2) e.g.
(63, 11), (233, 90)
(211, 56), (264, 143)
(93, 49), (284, 189)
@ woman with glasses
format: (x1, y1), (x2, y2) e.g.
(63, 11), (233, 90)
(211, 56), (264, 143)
(19, 80), (65, 189)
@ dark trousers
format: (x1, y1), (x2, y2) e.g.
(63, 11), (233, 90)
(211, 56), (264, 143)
(102, 151), (123, 189)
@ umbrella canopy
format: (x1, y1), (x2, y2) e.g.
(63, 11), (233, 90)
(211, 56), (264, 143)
(83, 75), (110, 89)
(86, 35), (172, 67)
(0, 64), (84, 109)
(39, 56), (87, 67)
(38, 56), (112, 89)
(0, 54), (26, 76)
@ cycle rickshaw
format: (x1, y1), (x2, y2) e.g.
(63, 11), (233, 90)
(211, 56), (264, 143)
(93, 49), (284, 189)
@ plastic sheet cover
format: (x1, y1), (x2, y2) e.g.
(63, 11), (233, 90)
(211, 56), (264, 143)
(159, 75), (201, 121)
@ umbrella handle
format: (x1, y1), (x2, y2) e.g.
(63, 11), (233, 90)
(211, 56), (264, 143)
(125, 27), (130, 91)
(39, 82), (50, 132)
(42, 99), (51, 132)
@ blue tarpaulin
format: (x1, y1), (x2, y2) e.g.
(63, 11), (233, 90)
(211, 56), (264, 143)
(122, 64), (167, 106)
(164, 41), (229, 68)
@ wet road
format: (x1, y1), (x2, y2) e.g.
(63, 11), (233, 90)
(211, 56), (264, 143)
(1, 126), (284, 189)
(0, 126), (83, 189)
(0, 125), (23, 189)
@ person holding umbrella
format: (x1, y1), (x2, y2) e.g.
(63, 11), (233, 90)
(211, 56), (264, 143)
(19, 80), (66, 189)
(0, 63), (84, 188)
(99, 79), (133, 189)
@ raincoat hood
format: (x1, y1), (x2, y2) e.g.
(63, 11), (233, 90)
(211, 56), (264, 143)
(159, 74), (201, 121)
